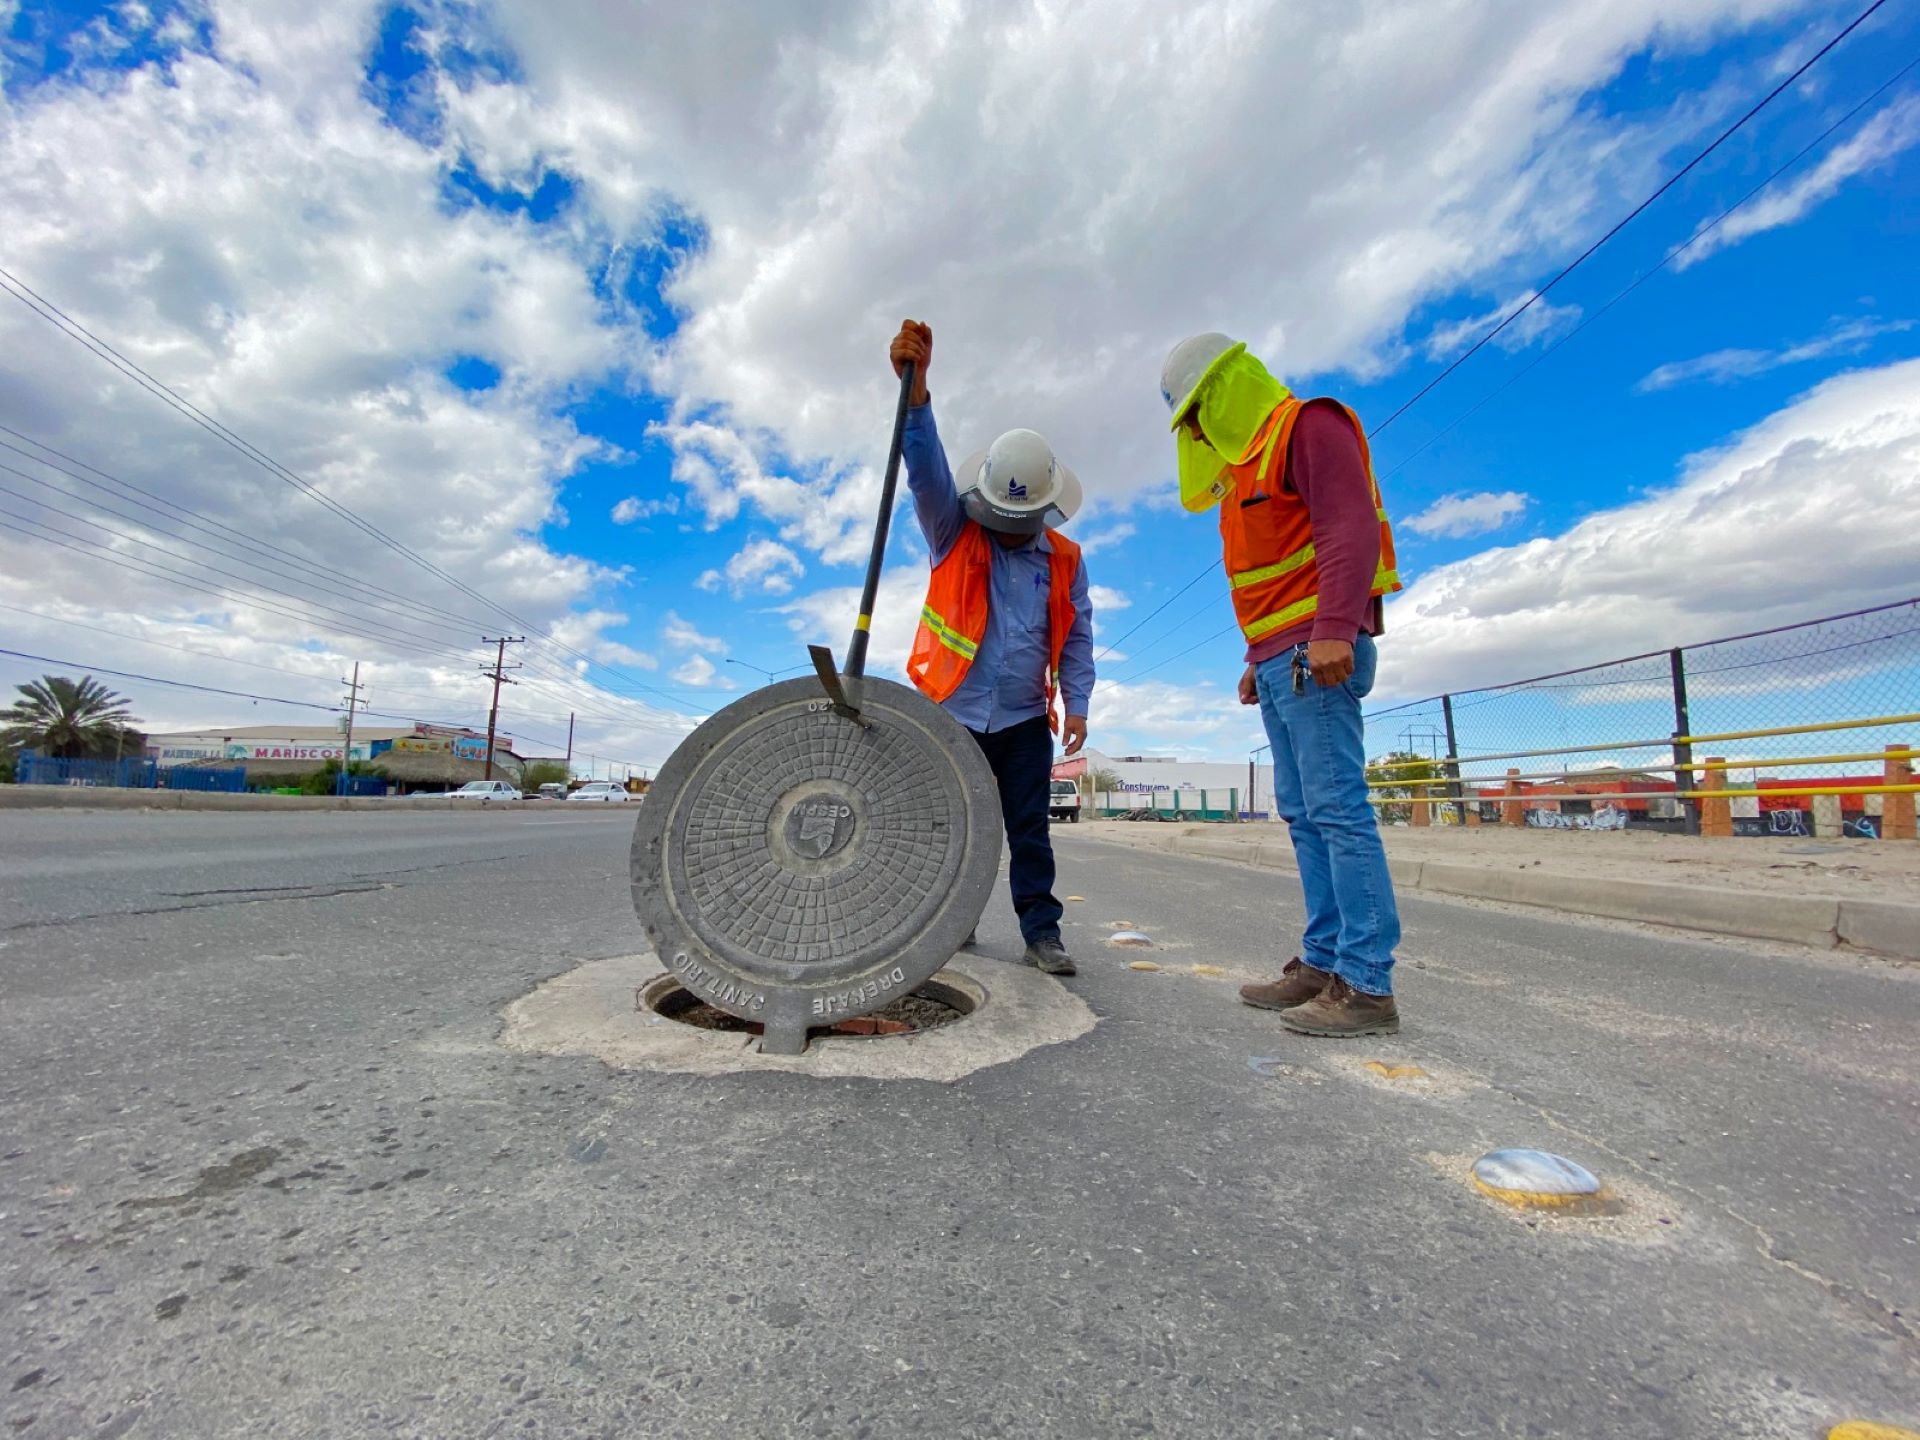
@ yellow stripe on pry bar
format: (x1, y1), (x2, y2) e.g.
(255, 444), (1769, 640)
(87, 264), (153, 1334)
(854, 615), (872, 632)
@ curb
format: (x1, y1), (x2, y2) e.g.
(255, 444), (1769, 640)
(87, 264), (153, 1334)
(1154, 832), (1920, 962)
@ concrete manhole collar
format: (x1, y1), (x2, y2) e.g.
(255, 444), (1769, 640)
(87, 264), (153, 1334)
(501, 954), (1097, 1082)
(637, 970), (981, 1040)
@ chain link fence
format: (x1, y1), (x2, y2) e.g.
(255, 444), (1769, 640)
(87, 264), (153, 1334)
(1359, 597), (1920, 837)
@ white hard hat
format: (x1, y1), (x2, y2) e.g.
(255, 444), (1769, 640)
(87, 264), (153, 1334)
(1161, 332), (1241, 429)
(953, 428), (1083, 535)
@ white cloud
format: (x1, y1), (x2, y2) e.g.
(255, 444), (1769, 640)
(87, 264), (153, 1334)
(1423, 296), (1582, 361)
(1634, 318), (1912, 392)
(781, 566), (926, 677)
(611, 494), (679, 523)
(1403, 490), (1532, 538)
(6, 0), (1886, 769)
(1076, 521), (1136, 555)
(661, 610), (724, 653)
(1088, 678), (1262, 758)
(1678, 96), (1920, 268)
(696, 537), (805, 596)
(1378, 358), (1920, 703)
(0, 2), (706, 762)
(453, 0), (1808, 555)
(669, 653), (732, 689)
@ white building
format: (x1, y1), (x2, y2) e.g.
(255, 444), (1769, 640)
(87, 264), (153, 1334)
(1053, 748), (1275, 819)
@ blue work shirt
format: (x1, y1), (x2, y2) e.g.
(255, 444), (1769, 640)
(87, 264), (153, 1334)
(902, 404), (1096, 734)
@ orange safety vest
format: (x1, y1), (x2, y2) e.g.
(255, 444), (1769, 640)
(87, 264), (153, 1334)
(907, 521), (1083, 729)
(1217, 398), (1399, 645)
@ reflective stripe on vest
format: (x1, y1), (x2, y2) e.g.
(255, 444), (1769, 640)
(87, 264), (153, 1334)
(1215, 398), (1400, 646)
(918, 604), (979, 661)
(906, 522), (1083, 723)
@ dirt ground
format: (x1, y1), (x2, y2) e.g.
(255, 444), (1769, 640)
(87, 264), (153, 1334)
(1094, 817), (1920, 902)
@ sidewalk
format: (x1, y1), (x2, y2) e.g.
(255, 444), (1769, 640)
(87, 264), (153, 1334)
(1087, 818), (1920, 960)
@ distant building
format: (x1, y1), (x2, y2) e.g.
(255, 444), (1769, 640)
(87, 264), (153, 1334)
(1054, 748), (1265, 816)
(145, 723), (526, 793)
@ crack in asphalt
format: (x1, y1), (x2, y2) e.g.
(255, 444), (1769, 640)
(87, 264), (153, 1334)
(355, 854), (523, 879)
(1, 881), (397, 933)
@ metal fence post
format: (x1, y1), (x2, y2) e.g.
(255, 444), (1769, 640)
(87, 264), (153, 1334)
(1670, 647), (1699, 836)
(1440, 692), (1465, 826)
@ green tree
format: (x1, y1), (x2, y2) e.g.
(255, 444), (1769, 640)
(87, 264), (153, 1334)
(1, 674), (143, 760)
(1088, 767), (1123, 796)
(521, 760), (571, 792)
(1366, 749), (1441, 825)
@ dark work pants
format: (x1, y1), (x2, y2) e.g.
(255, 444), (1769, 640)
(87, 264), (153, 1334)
(968, 716), (1063, 945)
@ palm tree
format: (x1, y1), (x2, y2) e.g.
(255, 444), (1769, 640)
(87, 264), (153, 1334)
(1, 674), (143, 760)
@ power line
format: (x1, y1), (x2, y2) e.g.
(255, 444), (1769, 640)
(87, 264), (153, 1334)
(1090, 565), (1218, 667)
(0, 646), (669, 772)
(0, 426), (497, 633)
(0, 432), (716, 715)
(0, 599), (373, 685)
(1369, 0), (1894, 435)
(0, 515), (459, 661)
(1099, 18), (1908, 683)
(1105, 622), (1241, 686)
(0, 476), (485, 651)
(0, 267), (703, 715)
(1377, 47), (1920, 484)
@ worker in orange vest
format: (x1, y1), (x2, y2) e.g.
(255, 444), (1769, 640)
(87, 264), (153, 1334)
(1161, 333), (1405, 1036)
(890, 320), (1094, 976)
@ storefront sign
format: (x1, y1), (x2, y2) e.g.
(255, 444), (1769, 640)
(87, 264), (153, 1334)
(223, 743), (369, 762)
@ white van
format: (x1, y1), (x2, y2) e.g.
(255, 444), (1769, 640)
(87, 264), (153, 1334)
(1048, 779), (1083, 824)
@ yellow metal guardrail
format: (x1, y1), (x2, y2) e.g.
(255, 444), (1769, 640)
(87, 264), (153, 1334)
(1368, 748), (1916, 790)
(1365, 713), (1920, 774)
(1375, 784), (1920, 805)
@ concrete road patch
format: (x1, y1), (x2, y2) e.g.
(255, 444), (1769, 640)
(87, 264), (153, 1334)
(499, 951), (1096, 1082)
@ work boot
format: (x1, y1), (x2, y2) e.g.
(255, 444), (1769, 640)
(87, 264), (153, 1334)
(1022, 936), (1076, 976)
(1239, 957), (1331, 1012)
(1278, 975), (1400, 1037)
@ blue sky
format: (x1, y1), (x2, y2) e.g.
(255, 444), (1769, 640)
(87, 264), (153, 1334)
(2, 0), (1917, 767)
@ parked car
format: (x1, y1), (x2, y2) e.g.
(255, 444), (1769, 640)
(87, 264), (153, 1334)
(1048, 779), (1083, 823)
(534, 783), (568, 801)
(567, 781), (631, 803)
(446, 780), (521, 803)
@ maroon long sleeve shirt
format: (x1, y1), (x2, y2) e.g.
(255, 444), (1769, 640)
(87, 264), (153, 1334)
(1243, 399), (1385, 666)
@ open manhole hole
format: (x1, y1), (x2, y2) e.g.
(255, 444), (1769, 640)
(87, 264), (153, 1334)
(639, 970), (981, 1041)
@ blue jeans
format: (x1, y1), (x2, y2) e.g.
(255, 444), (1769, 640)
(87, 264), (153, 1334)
(967, 717), (1064, 945)
(1255, 633), (1400, 995)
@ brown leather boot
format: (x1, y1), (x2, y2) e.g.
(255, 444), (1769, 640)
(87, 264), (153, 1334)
(1238, 957), (1332, 1012)
(1278, 975), (1400, 1036)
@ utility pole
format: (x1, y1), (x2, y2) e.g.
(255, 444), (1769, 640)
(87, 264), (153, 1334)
(565, 712), (575, 772)
(338, 662), (368, 797)
(479, 637), (525, 780)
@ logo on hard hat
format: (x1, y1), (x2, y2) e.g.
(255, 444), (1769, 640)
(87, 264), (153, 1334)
(1006, 479), (1027, 500)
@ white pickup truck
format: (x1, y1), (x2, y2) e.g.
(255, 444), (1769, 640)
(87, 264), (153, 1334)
(1048, 779), (1084, 824)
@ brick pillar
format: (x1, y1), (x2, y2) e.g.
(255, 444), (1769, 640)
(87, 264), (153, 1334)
(1884, 744), (1916, 841)
(1465, 799), (1482, 827)
(1811, 793), (1843, 839)
(1501, 769), (1523, 827)
(1410, 782), (1431, 827)
(1699, 756), (1732, 838)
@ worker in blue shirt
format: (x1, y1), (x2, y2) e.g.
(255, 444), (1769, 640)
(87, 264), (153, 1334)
(890, 320), (1095, 975)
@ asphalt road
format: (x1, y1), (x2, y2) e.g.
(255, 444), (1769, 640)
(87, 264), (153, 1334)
(1, 807), (1915, 1439)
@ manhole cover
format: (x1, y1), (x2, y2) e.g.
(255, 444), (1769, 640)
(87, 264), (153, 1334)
(631, 676), (1001, 1054)
(639, 972), (978, 1040)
